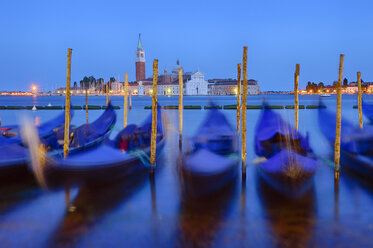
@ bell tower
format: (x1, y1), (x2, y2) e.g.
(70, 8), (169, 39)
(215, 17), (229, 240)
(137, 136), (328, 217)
(136, 34), (146, 82)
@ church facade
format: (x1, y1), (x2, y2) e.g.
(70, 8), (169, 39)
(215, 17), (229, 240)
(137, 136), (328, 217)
(185, 71), (209, 95)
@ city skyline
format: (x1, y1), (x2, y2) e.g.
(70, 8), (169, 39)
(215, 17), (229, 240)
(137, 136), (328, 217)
(1, 0), (372, 92)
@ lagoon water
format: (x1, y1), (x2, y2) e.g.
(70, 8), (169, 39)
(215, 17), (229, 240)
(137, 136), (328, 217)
(1, 94), (373, 247)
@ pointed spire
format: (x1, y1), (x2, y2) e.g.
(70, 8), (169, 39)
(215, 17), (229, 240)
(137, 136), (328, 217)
(137, 33), (143, 50)
(176, 58), (180, 65)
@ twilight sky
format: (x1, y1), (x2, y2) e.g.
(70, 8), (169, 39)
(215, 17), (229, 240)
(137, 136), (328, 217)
(0, 0), (372, 91)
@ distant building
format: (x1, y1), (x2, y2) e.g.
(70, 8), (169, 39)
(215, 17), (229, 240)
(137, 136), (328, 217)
(185, 71), (209, 95)
(158, 82), (180, 95)
(136, 34), (146, 82)
(344, 86), (358, 94)
(111, 80), (122, 94)
(367, 85), (373, 93)
(208, 79), (260, 95)
(138, 81), (144, 96)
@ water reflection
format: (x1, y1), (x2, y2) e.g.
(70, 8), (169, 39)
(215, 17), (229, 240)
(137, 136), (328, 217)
(175, 180), (237, 247)
(0, 175), (42, 215)
(47, 172), (150, 247)
(256, 174), (316, 248)
(341, 163), (373, 194)
(150, 172), (161, 248)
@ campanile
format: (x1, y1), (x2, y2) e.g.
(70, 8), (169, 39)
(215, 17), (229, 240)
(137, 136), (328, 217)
(136, 34), (146, 82)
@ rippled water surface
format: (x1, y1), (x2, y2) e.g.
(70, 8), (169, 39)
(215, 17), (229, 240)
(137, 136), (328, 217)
(1, 94), (373, 248)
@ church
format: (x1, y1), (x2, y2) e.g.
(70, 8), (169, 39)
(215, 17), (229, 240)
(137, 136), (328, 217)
(132, 34), (259, 96)
(185, 70), (209, 95)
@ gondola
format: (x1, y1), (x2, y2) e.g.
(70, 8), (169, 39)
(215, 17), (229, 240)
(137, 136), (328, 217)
(179, 107), (239, 198)
(318, 106), (373, 179)
(0, 104), (116, 180)
(22, 105), (166, 189)
(362, 101), (373, 123)
(0, 109), (72, 146)
(43, 103), (117, 154)
(254, 107), (317, 197)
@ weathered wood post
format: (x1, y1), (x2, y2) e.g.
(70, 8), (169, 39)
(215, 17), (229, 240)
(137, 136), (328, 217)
(63, 48), (72, 158)
(64, 48), (72, 210)
(237, 63), (241, 135)
(357, 72), (363, 129)
(334, 54), (344, 184)
(150, 59), (158, 174)
(295, 64), (300, 131)
(85, 88), (88, 124)
(241, 47), (248, 178)
(123, 73), (129, 128)
(178, 68), (183, 148)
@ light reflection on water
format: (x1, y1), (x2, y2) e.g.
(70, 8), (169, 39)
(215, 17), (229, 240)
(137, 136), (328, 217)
(1, 95), (373, 247)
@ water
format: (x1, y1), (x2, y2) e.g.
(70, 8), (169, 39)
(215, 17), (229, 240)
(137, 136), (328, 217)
(1, 94), (373, 247)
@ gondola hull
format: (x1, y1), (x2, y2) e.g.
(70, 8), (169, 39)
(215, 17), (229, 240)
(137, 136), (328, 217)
(180, 149), (239, 198)
(257, 150), (316, 197)
(0, 144), (31, 181)
(42, 138), (166, 188)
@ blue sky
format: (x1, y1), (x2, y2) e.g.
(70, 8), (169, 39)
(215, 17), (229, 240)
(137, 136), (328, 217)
(0, 0), (372, 91)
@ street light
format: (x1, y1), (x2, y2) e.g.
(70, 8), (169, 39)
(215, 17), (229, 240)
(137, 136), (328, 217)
(31, 85), (37, 92)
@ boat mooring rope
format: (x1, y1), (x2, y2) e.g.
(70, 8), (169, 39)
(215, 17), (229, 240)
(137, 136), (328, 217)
(130, 149), (154, 168)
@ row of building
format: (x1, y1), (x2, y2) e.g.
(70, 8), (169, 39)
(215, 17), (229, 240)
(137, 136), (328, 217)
(302, 82), (373, 95)
(55, 34), (260, 96)
(55, 73), (260, 96)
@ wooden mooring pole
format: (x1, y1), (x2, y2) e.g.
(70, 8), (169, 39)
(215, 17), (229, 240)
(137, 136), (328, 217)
(295, 64), (300, 131)
(178, 68), (183, 149)
(334, 54), (344, 185)
(124, 73), (129, 128)
(64, 48), (72, 210)
(85, 88), (88, 124)
(63, 49), (72, 159)
(241, 47), (248, 178)
(237, 63), (241, 135)
(150, 59), (159, 174)
(357, 72), (363, 129)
